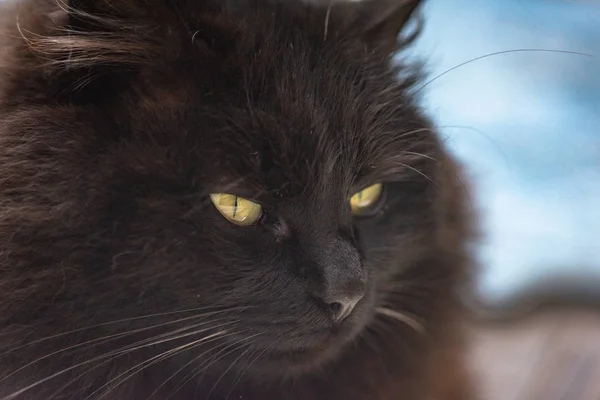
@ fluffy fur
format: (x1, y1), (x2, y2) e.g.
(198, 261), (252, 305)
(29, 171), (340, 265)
(0, 0), (475, 399)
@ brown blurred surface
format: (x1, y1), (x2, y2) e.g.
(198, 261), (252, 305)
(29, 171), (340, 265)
(468, 309), (600, 400)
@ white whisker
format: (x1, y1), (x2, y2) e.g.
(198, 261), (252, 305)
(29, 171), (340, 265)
(205, 345), (254, 400)
(1, 305), (251, 357)
(90, 330), (231, 400)
(3, 320), (239, 400)
(375, 307), (425, 334)
(49, 322), (242, 399)
(1, 312), (237, 386)
(145, 330), (251, 400)
(415, 48), (593, 94)
(323, 3), (332, 41)
(402, 151), (439, 163)
(224, 342), (272, 400)
(395, 127), (433, 140)
(170, 333), (262, 400)
(396, 162), (439, 187)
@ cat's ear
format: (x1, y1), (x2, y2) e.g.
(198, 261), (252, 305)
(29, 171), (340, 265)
(363, 0), (423, 54)
(336, 0), (424, 56)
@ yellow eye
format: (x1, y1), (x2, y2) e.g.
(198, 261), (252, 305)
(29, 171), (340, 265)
(350, 183), (383, 215)
(210, 193), (262, 226)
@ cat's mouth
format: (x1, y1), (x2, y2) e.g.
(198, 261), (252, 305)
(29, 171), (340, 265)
(246, 311), (371, 373)
(215, 289), (376, 374)
(256, 332), (348, 372)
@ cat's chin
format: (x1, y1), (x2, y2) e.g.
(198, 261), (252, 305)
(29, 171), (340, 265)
(246, 311), (371, 377)
(260, 341), (347, 376)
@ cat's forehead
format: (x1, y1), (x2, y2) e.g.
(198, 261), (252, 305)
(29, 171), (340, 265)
(195, 95), (431, 198)
(119, 1), (434, 196)
(168, 57), (429, 196)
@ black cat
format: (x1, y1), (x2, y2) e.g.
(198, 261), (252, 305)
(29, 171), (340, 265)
(0, 0), (475, 399)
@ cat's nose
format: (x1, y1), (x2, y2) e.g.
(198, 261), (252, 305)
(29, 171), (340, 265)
(322, 289), (365, 323)
(310, 236), (366, 323)
(317, 270), (366, 323)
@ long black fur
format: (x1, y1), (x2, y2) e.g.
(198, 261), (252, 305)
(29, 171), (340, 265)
(0, 1), (476, 399)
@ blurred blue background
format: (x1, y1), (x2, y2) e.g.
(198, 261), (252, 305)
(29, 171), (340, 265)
(408, 0), (600, 305)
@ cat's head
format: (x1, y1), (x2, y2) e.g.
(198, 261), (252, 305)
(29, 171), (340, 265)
(0, 0), (459, 380)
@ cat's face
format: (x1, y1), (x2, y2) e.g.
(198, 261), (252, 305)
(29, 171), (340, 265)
(92, 58), (436, 375)
(0, 0), (439, 379)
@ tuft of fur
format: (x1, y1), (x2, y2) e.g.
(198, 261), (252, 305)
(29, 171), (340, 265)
(0, 1), (477, 399)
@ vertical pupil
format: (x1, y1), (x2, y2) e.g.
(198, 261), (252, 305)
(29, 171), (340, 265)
(357, 191), (363, 203)
(232, 196), (238, 218)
